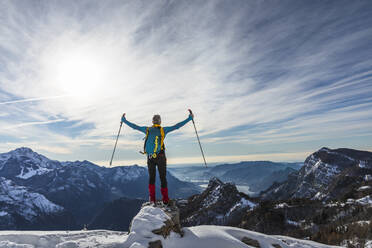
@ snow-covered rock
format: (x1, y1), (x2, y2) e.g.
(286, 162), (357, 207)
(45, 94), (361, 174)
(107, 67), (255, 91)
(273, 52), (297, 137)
(365, 175), (372, 181)
(357, 185), (371, 191)
(275, 203), (290, 209)
(355, 195), (372, 206)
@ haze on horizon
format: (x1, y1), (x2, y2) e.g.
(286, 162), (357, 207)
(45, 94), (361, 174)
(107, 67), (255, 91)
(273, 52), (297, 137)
(0, 0), (372, 166)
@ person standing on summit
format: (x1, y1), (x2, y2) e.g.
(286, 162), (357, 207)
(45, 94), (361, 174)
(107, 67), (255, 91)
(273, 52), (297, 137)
(121, 111), (193, 204)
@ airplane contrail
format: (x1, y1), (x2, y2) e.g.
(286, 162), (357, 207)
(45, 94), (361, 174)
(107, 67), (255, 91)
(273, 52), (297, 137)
(0, 119), (66, 130)
(0, 95), (71, 105)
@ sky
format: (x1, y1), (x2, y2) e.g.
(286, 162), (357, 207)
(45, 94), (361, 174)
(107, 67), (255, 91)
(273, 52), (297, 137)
(0, 0), (372, 166)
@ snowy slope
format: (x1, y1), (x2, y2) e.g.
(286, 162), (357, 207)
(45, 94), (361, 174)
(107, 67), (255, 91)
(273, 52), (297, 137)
(0, 205), (341, 248)
(0, 177), (75, 230)
(0, 177), (63, 221)
(0, 230), (125, 248)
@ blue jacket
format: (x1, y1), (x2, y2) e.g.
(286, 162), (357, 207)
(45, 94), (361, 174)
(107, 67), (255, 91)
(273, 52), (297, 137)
(122, 115), (192, 157)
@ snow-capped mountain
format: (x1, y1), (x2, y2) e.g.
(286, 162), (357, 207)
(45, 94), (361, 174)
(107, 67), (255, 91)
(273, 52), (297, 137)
(0, 147), (60, 180)
(0, 147), (200, 228)
(0, 177), (75, 230)
(262, 147), (372, 201)
(178, 177), (257, 227)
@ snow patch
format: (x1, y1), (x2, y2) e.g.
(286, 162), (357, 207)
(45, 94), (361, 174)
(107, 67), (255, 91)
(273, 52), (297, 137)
(312, 192), (326, 200)
(0, 211), (8, 217)
(287, 219), (300, 226)
(202, 185), (221, 207)
(227, 198), (257, 216)
(275, 203), (290, 209)
(357, 186), (371, 191)
(358, 160), (367, 168)
(356, 195), (372, 206)
(16, 167), (53, 179)
(365, 175), (372, 181)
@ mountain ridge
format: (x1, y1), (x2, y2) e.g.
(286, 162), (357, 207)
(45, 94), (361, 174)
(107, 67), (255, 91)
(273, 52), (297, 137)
(0, 147), (200, 228)
(261, 147), (372, 201)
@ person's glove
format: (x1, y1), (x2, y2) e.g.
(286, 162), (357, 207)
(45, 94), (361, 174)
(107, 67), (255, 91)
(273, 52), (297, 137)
(188, 109), (194, 119)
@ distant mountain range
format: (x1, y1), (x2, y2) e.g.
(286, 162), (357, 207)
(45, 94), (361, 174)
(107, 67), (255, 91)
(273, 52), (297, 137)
(0, 147), (200, 230)
(169, 161), (302, 193)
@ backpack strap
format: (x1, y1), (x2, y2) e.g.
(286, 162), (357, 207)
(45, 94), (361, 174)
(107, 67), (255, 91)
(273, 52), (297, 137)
(160, 127), (165, 151)
(143, 127), (150, 154)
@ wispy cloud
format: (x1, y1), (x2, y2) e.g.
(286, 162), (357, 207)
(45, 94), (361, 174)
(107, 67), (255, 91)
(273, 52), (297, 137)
(0, 0), (371, 163)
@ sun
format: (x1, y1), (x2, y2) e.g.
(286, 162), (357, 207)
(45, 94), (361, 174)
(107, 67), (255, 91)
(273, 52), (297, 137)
(41, 44), (110, 98)
(54, 50), (107, 96)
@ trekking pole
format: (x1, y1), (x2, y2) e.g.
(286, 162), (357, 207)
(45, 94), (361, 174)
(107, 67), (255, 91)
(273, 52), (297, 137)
(188, 109), (207, 168)
(109, 120), (123, 167)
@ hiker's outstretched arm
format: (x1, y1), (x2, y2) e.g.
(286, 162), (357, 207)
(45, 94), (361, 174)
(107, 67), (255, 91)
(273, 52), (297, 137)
(164, 115), (193, 135)
(121, 114), (147, 134)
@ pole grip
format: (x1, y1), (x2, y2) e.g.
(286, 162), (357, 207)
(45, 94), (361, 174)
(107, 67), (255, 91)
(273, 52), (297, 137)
(188, 109), (194, 123)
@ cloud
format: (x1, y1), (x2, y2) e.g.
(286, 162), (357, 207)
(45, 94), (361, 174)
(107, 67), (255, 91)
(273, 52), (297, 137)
(0, 0), (371, 163)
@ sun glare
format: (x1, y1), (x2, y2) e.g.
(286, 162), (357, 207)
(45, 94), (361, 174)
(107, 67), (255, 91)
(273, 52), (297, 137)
(55, 51), (107, 96)
(42, 44), (111, 99)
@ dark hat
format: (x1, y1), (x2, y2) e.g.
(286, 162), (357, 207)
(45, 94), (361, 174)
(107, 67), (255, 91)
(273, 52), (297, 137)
(152, 114), (161, 125)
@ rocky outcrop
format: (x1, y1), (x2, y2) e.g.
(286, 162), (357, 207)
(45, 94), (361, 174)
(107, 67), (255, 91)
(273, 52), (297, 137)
(150, 202), (183, 238)
(241, 237), (261, 247)
(178, 177), (257, 226)
(125, 202), (182, 248)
